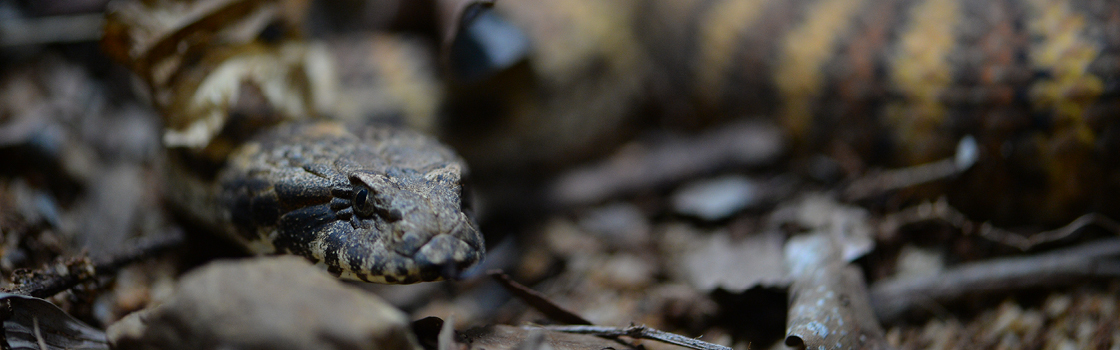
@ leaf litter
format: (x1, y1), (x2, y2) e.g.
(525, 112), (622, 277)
(1, 1), (1120, 350)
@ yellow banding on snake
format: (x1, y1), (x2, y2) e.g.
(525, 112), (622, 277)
(1026, 0), (1105, 218)
(775, 0), (867, 138)
(885, 0), (960, 164)
(694, 0), (768, 107)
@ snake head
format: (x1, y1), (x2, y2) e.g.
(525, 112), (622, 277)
(219, 122), (484, 284)
(333, 163), (484, 283)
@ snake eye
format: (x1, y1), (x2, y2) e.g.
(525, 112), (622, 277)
(352, 186), (403, 222)
(353, 188), (376, 217)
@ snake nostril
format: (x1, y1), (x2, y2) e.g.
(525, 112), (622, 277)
(383, 208), (403, 222)
(393, 232), (426, 256)
(415, 235), (482, 273)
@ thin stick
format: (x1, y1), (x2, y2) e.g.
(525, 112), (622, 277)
(7, 230), (185, 298)
(549, 121), (783, 207)
(870, 237), (1120, 322)
(488, 270), (592, 325)
(843, 159), (959, 201)
(533, 324), (737, 350)
(880, 198), (1120, 250)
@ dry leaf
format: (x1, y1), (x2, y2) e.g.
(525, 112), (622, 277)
(0, 293), (109, 350)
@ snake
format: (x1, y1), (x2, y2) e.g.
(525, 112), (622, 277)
(105, 0), (1120, 283)
(163, 120), (485, 284)
(161, 120), (481, 284)
(101, 2), (488, 284)
(208, 122), (484, 284)
(162, 119), (485, 284)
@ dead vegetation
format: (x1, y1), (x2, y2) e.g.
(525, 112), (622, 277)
(1, 0), (1119, 349)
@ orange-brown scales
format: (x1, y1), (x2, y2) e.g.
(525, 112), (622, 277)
(637, 0), (1120, 225)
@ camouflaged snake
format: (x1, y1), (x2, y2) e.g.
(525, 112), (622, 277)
(172, 122), (485, 284)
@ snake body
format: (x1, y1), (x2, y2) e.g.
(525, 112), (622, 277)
(108, 0), (1117, 283)
(633, 0), (1120, 224)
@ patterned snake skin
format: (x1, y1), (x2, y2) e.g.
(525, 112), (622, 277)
(215, 122), (483, 284)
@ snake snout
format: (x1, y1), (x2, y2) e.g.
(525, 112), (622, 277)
(336, 212), (482, 284)
(412, 229), (485, 281)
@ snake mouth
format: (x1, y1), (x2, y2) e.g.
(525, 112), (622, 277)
(266, 200), (484, 284)
(400, 216), (485, 283)
(317, 215), (484, 284)
(257, 174), (484, 283)
(411, 233), (485, 282)
(330, 235), (483, 284)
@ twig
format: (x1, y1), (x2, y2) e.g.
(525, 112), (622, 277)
(549, 121), (784, 207)
(979, 213), (1120, 251)
(488, 270), (592, 325)
(490, 272), (731, 350)
(7, 229), (185, 298)
(870, 237), (1120, 323)
(843, 159), (958, 201)
(783, 232), (892, 350)
(88, 229), (186, 275)
(880, 198), (1120, 250)
(533, 324), (736, 350)
(843, 136), (977, 201)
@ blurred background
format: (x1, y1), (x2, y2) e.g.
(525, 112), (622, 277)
(1, 0), (1119, 349)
